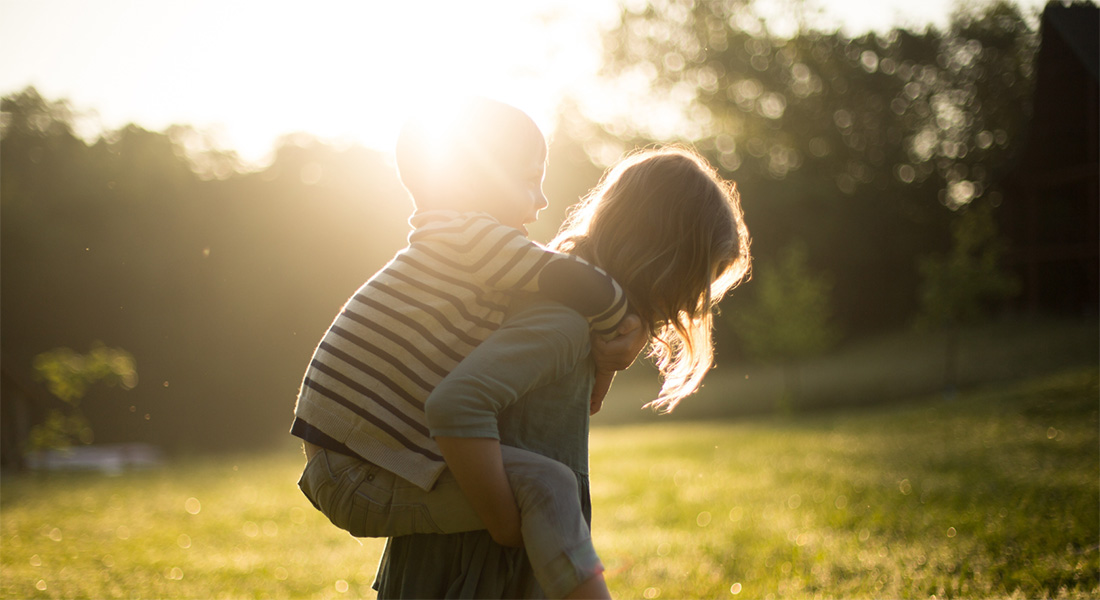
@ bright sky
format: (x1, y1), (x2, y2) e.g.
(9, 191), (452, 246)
(0, 0), (1048, 166)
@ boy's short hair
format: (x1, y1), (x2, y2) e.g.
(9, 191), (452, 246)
(396, 97), (545, 212)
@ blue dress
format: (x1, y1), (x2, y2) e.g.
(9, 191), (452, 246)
(373, 299), (595, 598)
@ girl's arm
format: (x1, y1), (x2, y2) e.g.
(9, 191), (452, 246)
(434, 437), (523, 547)
(425, 301), (591, 546)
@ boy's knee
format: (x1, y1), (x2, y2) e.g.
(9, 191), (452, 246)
(506, 456), (578, 505)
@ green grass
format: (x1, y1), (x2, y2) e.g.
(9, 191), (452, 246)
(590, 368), (1099, 599)
(1, 452), (387, 599)
(597, 315), (1099, 423)
(3, 368), (1098, 599)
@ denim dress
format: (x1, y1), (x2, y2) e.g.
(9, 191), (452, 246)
(373, 299), (596, 598)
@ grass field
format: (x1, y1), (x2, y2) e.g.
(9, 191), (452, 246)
(596, 315), (1100, 424)
(2, 368), (1097, 599)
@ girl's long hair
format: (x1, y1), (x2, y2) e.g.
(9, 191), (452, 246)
(551, 147), (751, 412)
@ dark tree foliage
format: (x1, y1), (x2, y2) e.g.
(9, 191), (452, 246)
(0, 87), (611, 454)
(1, 88), (412, 452)
(595, 0), (1038, 335)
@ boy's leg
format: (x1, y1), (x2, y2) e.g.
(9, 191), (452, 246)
(499, 445), (605, 600)
(298, 444), (605, 598)
(298, 447), (484, 538)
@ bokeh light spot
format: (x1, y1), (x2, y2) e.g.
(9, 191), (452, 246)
(860, 50), (879, 73)
(185, 497), (201, 515)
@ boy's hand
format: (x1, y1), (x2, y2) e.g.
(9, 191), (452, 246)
(590, 315), (649, 415)
(590, 371), (612, 415)
(593, 314), (648, 373)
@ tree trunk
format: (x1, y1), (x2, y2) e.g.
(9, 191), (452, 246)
(779, 362), (801, 414)
(943, 324), (960, 398)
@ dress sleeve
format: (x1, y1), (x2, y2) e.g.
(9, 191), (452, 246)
(424, 301), (591, 439)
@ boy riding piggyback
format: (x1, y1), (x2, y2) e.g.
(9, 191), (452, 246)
(292, 97), (641, 599)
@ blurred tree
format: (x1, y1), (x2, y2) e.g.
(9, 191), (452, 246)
(916, 201), (1019, 391)
(731, 243), (836, 410)
(29, 344), (137, 451)
(590, 0), (1038, 333)
(0, 87), (448, 453)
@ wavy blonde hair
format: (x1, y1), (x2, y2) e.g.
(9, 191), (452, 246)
(552, 147), (751, 412)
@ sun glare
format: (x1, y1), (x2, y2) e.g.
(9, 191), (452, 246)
(0, 0), (613, 166)
(262, 0), (597, 164)
(2, 0), (1053, 167)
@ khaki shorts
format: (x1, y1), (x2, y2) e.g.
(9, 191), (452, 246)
(297, 445), (602, 598)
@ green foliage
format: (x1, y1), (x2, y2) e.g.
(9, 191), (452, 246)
(595, 0), (1039, 331)
(29, 344), (137, 451)
(0, 85), (617, 454)
(0, 86), (411, 452)
(33, 344), (137, 405)
(732, 243), (837, 363)
(26, 411), (94, 451)
(601, 0), (1036, 198)
(916, 202), (1020, 329)
(2, 370), (1096, 599)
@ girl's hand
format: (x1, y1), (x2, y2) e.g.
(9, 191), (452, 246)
(593, 315), (648, 372)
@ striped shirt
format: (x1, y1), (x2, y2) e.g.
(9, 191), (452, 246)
(291, 210), (627, 491)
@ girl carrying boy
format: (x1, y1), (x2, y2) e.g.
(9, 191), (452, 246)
(293, 97), (646, 599)
(376, 146), (751, 597)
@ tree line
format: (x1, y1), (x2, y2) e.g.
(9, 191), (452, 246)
(0, 0), (1039, 456)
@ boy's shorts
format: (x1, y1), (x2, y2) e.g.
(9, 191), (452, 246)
(297, 445), (603, 598)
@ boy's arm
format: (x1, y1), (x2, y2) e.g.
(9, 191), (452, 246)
(589, 315), (648, 415)
(535, 258), (628, 339)
(434, 436), (523, 548)
(590, 371), (616, 416)
(451, 219), (629, 337)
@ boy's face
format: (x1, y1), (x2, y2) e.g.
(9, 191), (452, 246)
(490, 144), (548, 235)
